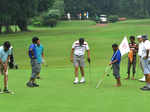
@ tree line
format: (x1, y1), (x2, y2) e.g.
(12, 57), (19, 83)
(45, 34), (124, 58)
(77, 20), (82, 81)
(64, 0), (150, 18)
(1, 0), (150, 34)
(0, 0), (54, 33)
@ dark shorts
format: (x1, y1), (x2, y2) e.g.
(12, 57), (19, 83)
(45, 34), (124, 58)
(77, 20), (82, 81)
(112, 63), (120, 79)
(31, 59), (41, 78)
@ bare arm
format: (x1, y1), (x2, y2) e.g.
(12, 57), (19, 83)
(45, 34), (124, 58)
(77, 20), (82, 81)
(87, 50), (90, 59)
(70, 48), (74, 62)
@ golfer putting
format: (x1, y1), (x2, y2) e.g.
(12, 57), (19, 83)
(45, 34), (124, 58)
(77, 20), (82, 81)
(70, 38), (90, 84)
(0, 41), (14, 94)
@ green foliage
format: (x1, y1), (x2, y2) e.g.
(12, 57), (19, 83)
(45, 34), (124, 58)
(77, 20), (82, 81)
(109, 15), (119, 23)
(0, 0), (54, 32)
(42, 18), (57, 27)
(64, 0), (150, 18)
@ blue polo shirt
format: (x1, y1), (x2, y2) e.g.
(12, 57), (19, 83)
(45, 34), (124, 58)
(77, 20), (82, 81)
(111, 50), (121, 64)
(36, 44), (44, 64)
(29, 44), (37, 59)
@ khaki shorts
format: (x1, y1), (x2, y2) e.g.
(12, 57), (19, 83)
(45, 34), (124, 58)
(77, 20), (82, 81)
(0, 64), (8, 76)
(73, 55), (85, 67)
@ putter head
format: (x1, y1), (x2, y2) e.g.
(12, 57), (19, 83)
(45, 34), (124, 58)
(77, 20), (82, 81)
(107, 74), (110, 77)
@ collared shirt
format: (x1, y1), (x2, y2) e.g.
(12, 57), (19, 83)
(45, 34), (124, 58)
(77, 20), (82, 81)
(29, 44), (37, 59)
(138, 42), (144, 57)
(0, 46), (11, 63)
(36, 44), (44, 64)
(72, 40), (89, 56)
(111, 50), (121, 64)
(129, 42), (137, 56)
(142, 40), (150, 58)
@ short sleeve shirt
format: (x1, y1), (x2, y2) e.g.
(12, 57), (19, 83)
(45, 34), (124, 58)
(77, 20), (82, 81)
(0, 46), (11, 63)
(72, 40), (89, 56)
(142, 40), (150, 58)
(111, 50), (121, 64)
(29, 44), (37, 59)
(138, 42), (144, 57)
(36, 45), (44, 64)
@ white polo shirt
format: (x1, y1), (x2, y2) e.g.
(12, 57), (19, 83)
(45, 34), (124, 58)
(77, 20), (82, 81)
(142, 40), (150, 58)
(0, 46), (11, 63)
(72, 40), (89, 56)
(138, 42), (144, 57)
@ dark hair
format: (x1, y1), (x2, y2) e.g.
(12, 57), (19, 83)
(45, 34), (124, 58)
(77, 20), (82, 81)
(130, 36), (135, 40)
(3, 41), (11, 49)
(112, 43), (118, 48)
(79, 38), (84, 46)
(32, 37), (39, 43)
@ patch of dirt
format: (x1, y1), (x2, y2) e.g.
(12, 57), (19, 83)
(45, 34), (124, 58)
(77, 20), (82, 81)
(96, 24), (108, 27)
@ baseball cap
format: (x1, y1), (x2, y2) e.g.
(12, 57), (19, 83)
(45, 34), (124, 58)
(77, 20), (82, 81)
(137, 35), (142, 39)
(142, 35), (148, 40)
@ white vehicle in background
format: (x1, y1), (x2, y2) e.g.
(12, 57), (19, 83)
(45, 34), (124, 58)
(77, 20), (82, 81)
(100, 15), (108, 23)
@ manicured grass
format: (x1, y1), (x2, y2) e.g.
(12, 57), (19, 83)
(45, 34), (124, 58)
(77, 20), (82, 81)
(0, 20), (150, 112)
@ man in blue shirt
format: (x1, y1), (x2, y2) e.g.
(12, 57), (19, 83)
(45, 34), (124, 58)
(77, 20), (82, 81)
(109, 44), (122, 87)
(26, 37), (40, 88)
(36, 39), (44, 79)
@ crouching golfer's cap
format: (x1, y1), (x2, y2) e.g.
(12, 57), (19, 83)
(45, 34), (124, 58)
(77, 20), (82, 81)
(137, 35), (142, 39)
(142, 35), (148, 40)
(79, 38), (85, 46)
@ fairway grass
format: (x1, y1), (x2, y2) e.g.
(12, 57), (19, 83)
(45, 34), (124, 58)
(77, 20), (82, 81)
(0, 20), (150, 112)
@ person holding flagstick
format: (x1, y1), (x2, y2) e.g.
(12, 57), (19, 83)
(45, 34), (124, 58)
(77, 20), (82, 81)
(109, 44), (122, 87)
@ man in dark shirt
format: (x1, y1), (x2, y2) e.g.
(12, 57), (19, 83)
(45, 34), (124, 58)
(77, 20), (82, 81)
(126, 36), (138, 80)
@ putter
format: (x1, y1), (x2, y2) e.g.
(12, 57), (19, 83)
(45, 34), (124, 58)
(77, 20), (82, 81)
(89, 62), (92, 84)
(96, 66), (111, 88)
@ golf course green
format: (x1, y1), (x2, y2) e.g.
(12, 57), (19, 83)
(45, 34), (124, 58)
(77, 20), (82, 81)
(0, 19), (150, 112)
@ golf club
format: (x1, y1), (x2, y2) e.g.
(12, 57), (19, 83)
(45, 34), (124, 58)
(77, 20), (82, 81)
(96, 66), (112, 88)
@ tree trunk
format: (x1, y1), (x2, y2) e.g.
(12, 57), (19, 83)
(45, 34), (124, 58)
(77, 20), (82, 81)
(17, 20), (28, 32)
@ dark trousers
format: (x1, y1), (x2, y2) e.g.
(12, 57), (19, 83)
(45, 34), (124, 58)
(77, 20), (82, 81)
(127, 55), (136, 75)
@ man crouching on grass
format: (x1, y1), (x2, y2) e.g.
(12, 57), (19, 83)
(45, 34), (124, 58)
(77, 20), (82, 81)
(70, 38), (90, 84)
(109, 44), (122, 87)
(0, 41), (12, 93)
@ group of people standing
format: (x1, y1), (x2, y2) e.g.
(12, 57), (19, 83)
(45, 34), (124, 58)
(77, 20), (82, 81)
(109, 35), (150, 91)
(1, 35), (150, 94)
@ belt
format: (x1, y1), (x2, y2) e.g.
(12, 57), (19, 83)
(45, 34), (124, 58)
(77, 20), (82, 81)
(75, 54), (83, 57)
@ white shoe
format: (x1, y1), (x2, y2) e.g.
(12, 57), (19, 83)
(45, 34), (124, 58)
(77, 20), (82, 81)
(139, 76), (146, 82)
(80, 78), (86, 83)
(73, 78), (79, 84)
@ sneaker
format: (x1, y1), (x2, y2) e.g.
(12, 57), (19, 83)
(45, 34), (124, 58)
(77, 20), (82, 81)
(3, 89), (12, 94)
(0, 89), (3, 94)
(26, 82), (34, 87)
(139, 76), (146, 82)
(80, 78), (86, 84)
(32, 83), (39, 87)
(140, 86), (150, 91)
(73, 79), (79, 84)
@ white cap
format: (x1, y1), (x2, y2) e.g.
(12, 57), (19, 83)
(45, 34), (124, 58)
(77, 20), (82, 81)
(137, 35), (142, 39)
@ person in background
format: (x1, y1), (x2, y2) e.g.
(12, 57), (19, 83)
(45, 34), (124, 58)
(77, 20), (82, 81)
(126, 36), (138, 80)
(137, 35), (145, 82)
(140, 35), (150, 91)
